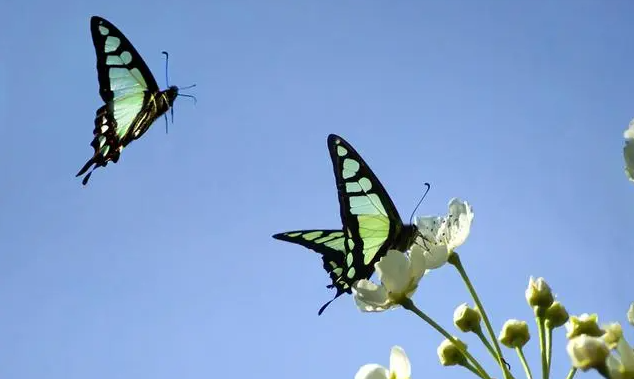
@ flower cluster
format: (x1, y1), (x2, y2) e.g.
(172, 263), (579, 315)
(352, 198), (473, 312)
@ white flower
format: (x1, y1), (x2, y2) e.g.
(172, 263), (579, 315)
(355, 346), (411, 379)
(628, 303), (634, 326)
(624, 119), (634, 182)
(412, 198), (474, 270)
(605, 324), (634, 379)
(352, 249), (426, 312)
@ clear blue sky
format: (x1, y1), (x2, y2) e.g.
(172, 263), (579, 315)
(1, 1), (633, 379)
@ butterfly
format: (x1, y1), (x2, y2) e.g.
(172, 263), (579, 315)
(273, 134), (420, 315)
(77, 16), (182, 185)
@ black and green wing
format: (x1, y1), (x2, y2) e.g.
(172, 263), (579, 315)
(273, 229), (355, 314)
(76, 16), (173, 185)
(327, 134), (417, 281)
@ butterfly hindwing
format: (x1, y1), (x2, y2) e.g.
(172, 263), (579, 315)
(272, 230), (352, 294)
(327, 134), (409, 280)
(77, 16), (178, 185)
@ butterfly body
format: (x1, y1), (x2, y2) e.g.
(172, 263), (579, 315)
(77, 16), (179, 185)
(273, 134), (420, 314)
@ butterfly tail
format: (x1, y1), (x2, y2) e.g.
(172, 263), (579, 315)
(76, 158), (97, 185)
(317, 288), (346, 316)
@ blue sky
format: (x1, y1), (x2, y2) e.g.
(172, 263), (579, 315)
(1, 1), (633, 378)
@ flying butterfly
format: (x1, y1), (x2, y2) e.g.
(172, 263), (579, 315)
(273, 134), (421, 315)
(77, 16), (195, 185)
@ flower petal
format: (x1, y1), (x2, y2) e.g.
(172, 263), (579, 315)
(355, 364), (390, 379)
(415, 215), (442, 242)
(353, 280), (390, 312)
(628, 303), (634, 326)
(616, 337), (634, 373)
(408, 248), (426, 282)
(444, 198), (473, 250)
(389, 346), (411, 379)
(420, 243), (450, 270)
(376, 250), (410, 293)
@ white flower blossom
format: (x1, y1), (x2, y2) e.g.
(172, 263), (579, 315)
(412, 198), (473, 270)
(628, 303), (634, 327)
(624, 119), (634, 182)
(605, 323), (634, 379)
(352, 249), (426, 312)
(355, 346), (411, 379)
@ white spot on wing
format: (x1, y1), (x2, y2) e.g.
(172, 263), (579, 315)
(99, 25), (109, 35)
(105, 36), (120, 53)
(120, 51), (132, 65)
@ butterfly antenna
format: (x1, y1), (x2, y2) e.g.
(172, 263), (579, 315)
(161, 51), (170, 87)
(164, 114), (169, 134)
(170, 107), (174, 124)
(180, 84), (197, 90)
(408, 183), (431, 225)
(177, 93), (198, 104)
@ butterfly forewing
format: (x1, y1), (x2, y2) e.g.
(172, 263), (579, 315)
(327, 134), (406, 280)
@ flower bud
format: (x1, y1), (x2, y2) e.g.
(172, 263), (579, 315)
(499, 319), (530, 348)
(437, 337), (468, 366)
(566, 314), (604, 339)
(628, 303), (634, 327)
(567, 335), (609, 371)
(454, 303), (482, 333)
(545, 301), (569, 328)
(525, 277), (554, 310)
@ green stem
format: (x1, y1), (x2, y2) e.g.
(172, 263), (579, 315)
(537, 316), (549, 379)
(475, 328), (498, 360)
(564, 368), (576, 379)
(401, 298), (492, 379)
(463, 361), (487, 379)
(515, 347), (533, 379)
(449, 252), (512, 379)
(546, 322), (553, 372)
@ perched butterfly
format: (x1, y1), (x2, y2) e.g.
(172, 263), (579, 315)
(77, 16), (188, 185)
(273, 134), (420, 315)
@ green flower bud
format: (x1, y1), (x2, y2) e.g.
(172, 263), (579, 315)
(628, 303), (634, 327)
(454, 303), (482, 333)
(525, 276), (554, 310)
(567, 335), (610, 372)
(499, 319), (530, 348)
(545, 301), (569, 328)
(437, 337), (468, 366)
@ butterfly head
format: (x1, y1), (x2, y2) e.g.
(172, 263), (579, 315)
(164, 86), (179, 106)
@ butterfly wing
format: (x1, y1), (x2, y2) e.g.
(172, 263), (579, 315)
(76, 16), (161, 185)
(327, 134), (406, 282)
(272, 230), (353, 293)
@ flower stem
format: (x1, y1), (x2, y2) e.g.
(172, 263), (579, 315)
(448, 252), (512, 379)
(474, 329), (498, 360)
(515, 347), (533, 379)
(564, 368), (576, 379)
(546, 322), (553, 372)
(463, 361), (487, 379)
(401, 298), (492, 379)
(537, 315), (549, 379)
